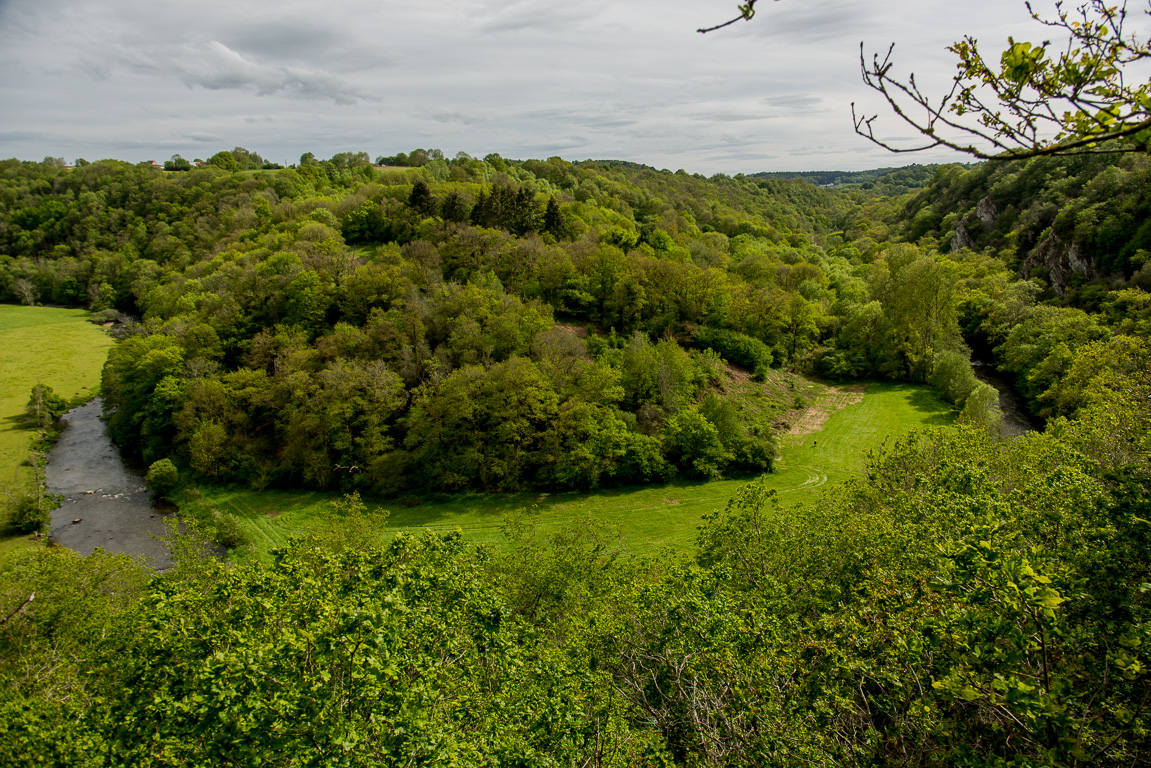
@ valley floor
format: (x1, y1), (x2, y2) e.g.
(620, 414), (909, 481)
(187, 380), (954, 561)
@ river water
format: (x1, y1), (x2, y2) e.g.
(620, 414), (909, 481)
(971, 361), (1042, 438)
(46, 399), (175, 570)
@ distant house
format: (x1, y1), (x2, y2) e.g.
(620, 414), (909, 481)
(148, 161), (163, 169)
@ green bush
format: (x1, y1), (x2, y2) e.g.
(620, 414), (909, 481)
(693, 326), (773, 374)
(210, 510), (248, 549)
(89, 308), (119, 325)
(930, 349), (980, 407)
(958, 382), (1004, 434)
(664, 407), (732, 480)
(144, 459), (179, 500)
(8, 492), (53, 533)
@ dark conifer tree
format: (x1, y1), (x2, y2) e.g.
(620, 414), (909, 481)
(409, 180), (437, 217)
(542, 197), (564, 238)
(440, 191), (471, 223)
(509, 187), (540, 236)
(470, 190), (493, 228)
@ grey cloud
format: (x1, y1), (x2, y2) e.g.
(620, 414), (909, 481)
(707, 148), (783, 163)
(763, 94), (824, 110)
(175, 42), (378, 104)
(783, 141), (857, 157)
(0, 0), (1036, 174)
(472, 0), (604, 34)
(415, 108), (487, 125)
(79, 40), (378, 105)
(94, 138), (205, 151)
(736, 0), (876, 44)
(74, 43), (157, 81)
(220, 21), (395, 72)
(221, 22), (345, 61)
(562, 116), (641, 130)
(0, 0), (53, 37)
(0, 60), (30, 79)
(73, 57), (112, 81)
(0, 130), (44, 143)
(509, 135), (591, 155)
(518, 107), (642, 130)
(686, 111), (774, 123)
(515, 108), (569, 121)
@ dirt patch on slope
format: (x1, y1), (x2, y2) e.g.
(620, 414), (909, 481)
(788, 384), (866, 436)
(725, 363), (753, 385)
(552, 324), (588, 338)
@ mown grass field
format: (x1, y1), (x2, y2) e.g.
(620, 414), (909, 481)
(188, 380), (955, 562)
(0, 305), (115, 558)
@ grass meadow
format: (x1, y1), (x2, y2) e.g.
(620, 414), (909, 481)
(188, 380), (955, 562)
(0, 305), (114, 558)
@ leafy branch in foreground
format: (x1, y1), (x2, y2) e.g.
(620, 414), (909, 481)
(855, 1), (1151, 159)
(709, 0), (1151, 159)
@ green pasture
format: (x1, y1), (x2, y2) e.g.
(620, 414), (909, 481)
(192, 381), (954, 562)
(0, 305), (114, 557)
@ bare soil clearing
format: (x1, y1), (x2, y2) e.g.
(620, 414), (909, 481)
(789, 384), (867, 436)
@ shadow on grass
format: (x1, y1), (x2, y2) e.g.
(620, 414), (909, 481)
(1, 413), (29, 430)
(386, 490), (540, 529)
(385, 476), (719, 530)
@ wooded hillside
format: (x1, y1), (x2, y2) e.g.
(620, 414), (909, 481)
(2, 149), (1150, 765)
(0, 154), (996, 500)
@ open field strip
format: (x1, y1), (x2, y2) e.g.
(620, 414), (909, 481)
(195, 380), (955, 562)
(0, 305), (114, 559)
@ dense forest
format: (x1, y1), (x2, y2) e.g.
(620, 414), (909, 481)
(0, 153), (1008, 499)
(2, 147), (1150, 765)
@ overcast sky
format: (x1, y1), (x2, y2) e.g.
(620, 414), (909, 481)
(0, 0), (1049, 173)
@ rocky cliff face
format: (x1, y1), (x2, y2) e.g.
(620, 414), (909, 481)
(1021, 232), (1099, 293)
(950, 195), (1097, 294)
(972, 196), (997, 227)
(950, 223), (976, 251)
(949, 196), (997, 252)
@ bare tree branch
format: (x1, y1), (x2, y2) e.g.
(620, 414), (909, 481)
(0, 592), (35, 627)
(698, 1), (764, 34)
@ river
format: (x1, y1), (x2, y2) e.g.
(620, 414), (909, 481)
(971, 361), (1042, 437)
(46, 399), (175, 570)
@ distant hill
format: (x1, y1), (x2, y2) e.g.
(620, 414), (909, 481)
(750, 163), (981, 191)
(559, 161), (980, 192)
